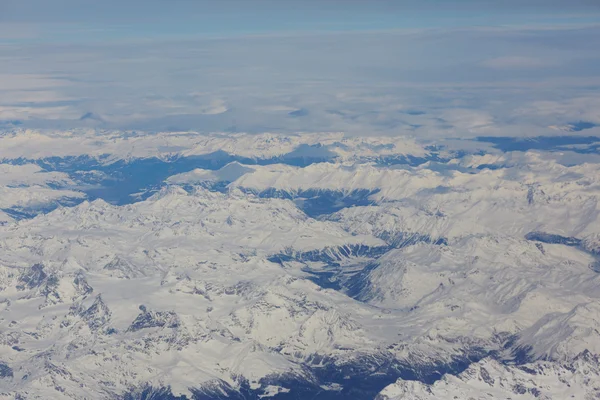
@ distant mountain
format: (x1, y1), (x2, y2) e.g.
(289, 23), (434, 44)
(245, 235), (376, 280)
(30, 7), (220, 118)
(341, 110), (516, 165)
(79, 112), (105, 122)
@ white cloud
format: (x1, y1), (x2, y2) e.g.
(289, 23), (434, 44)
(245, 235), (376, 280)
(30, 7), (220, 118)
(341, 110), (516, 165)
(0, 25), (598, 137)
(439, 109), (494, 131)
(0, 105), (80, 120)
(200, 99), (228, 115)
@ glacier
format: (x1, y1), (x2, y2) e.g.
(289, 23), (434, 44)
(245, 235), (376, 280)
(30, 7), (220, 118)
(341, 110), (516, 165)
(0, 129), (599, 399)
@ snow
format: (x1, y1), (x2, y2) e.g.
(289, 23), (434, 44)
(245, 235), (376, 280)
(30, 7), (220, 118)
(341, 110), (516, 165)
(0, 130), (598, 399)
(0, 129), (429, 162)
(166, 162), (255, 184)
(0, 163), (84, 212)
(377, 352), (600, 400)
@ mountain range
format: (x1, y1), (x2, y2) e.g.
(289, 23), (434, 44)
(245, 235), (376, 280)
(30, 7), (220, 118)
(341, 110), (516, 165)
(0, 129), (598, 399)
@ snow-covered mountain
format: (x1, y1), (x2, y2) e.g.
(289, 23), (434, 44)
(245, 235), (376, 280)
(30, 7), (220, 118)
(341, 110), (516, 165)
(0, 130), (598, 399)
(377, 351), (600, 400)
(0, 164), (84, 223)
(0, 129), (432, 163)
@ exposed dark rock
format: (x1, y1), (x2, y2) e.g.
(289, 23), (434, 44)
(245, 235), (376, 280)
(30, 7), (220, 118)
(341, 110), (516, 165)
(73, 272), (94, 297)
(535, 243), (545, 254)
(16, 263), (47, 290)
(527, 187), (535, 205)
(79, 295), (112, 331)
(128, 309), (180, 332)
(479, 367), (494, 386)
(123, 385), (187, 400)
(104, 256), (140, 279)
(0, 362), (13, 378)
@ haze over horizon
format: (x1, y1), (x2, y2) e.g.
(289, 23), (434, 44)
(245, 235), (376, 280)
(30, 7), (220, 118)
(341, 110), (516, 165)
(1, 0), (599, 136)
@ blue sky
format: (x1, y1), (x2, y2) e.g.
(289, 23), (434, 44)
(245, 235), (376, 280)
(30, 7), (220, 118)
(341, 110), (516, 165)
(1, 1), (600, 137)
(3, 0), (600, 42)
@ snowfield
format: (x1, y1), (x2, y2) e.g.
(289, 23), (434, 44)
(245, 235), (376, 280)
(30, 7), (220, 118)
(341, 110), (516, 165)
(376, 351), (600, 400)
(0, 130), (599, 399)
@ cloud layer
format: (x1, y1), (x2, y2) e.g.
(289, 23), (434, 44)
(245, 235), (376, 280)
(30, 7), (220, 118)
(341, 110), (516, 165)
(1, 24), (599, 137)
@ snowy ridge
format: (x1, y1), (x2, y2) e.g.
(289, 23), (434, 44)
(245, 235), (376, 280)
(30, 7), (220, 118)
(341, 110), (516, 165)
(0, 130), (430, 163)
(0, 164), (85, 223)
(168, 153), (600, 238)
(377, 351), (600, 400)
(0, 131), (599, 399)
(346, 236), (600, 359)
(166, 162), (255, 185)
(0, 187), (389, 398)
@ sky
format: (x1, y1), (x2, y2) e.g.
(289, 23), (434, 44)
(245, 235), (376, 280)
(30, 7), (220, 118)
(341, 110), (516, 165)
(1, 0), (600, 137)
(2, 1), (600, 41)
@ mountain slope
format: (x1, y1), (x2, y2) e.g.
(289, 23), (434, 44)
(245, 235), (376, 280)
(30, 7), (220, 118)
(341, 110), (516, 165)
(377, 351), (600, 400)
(0, 132), (599, 399)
